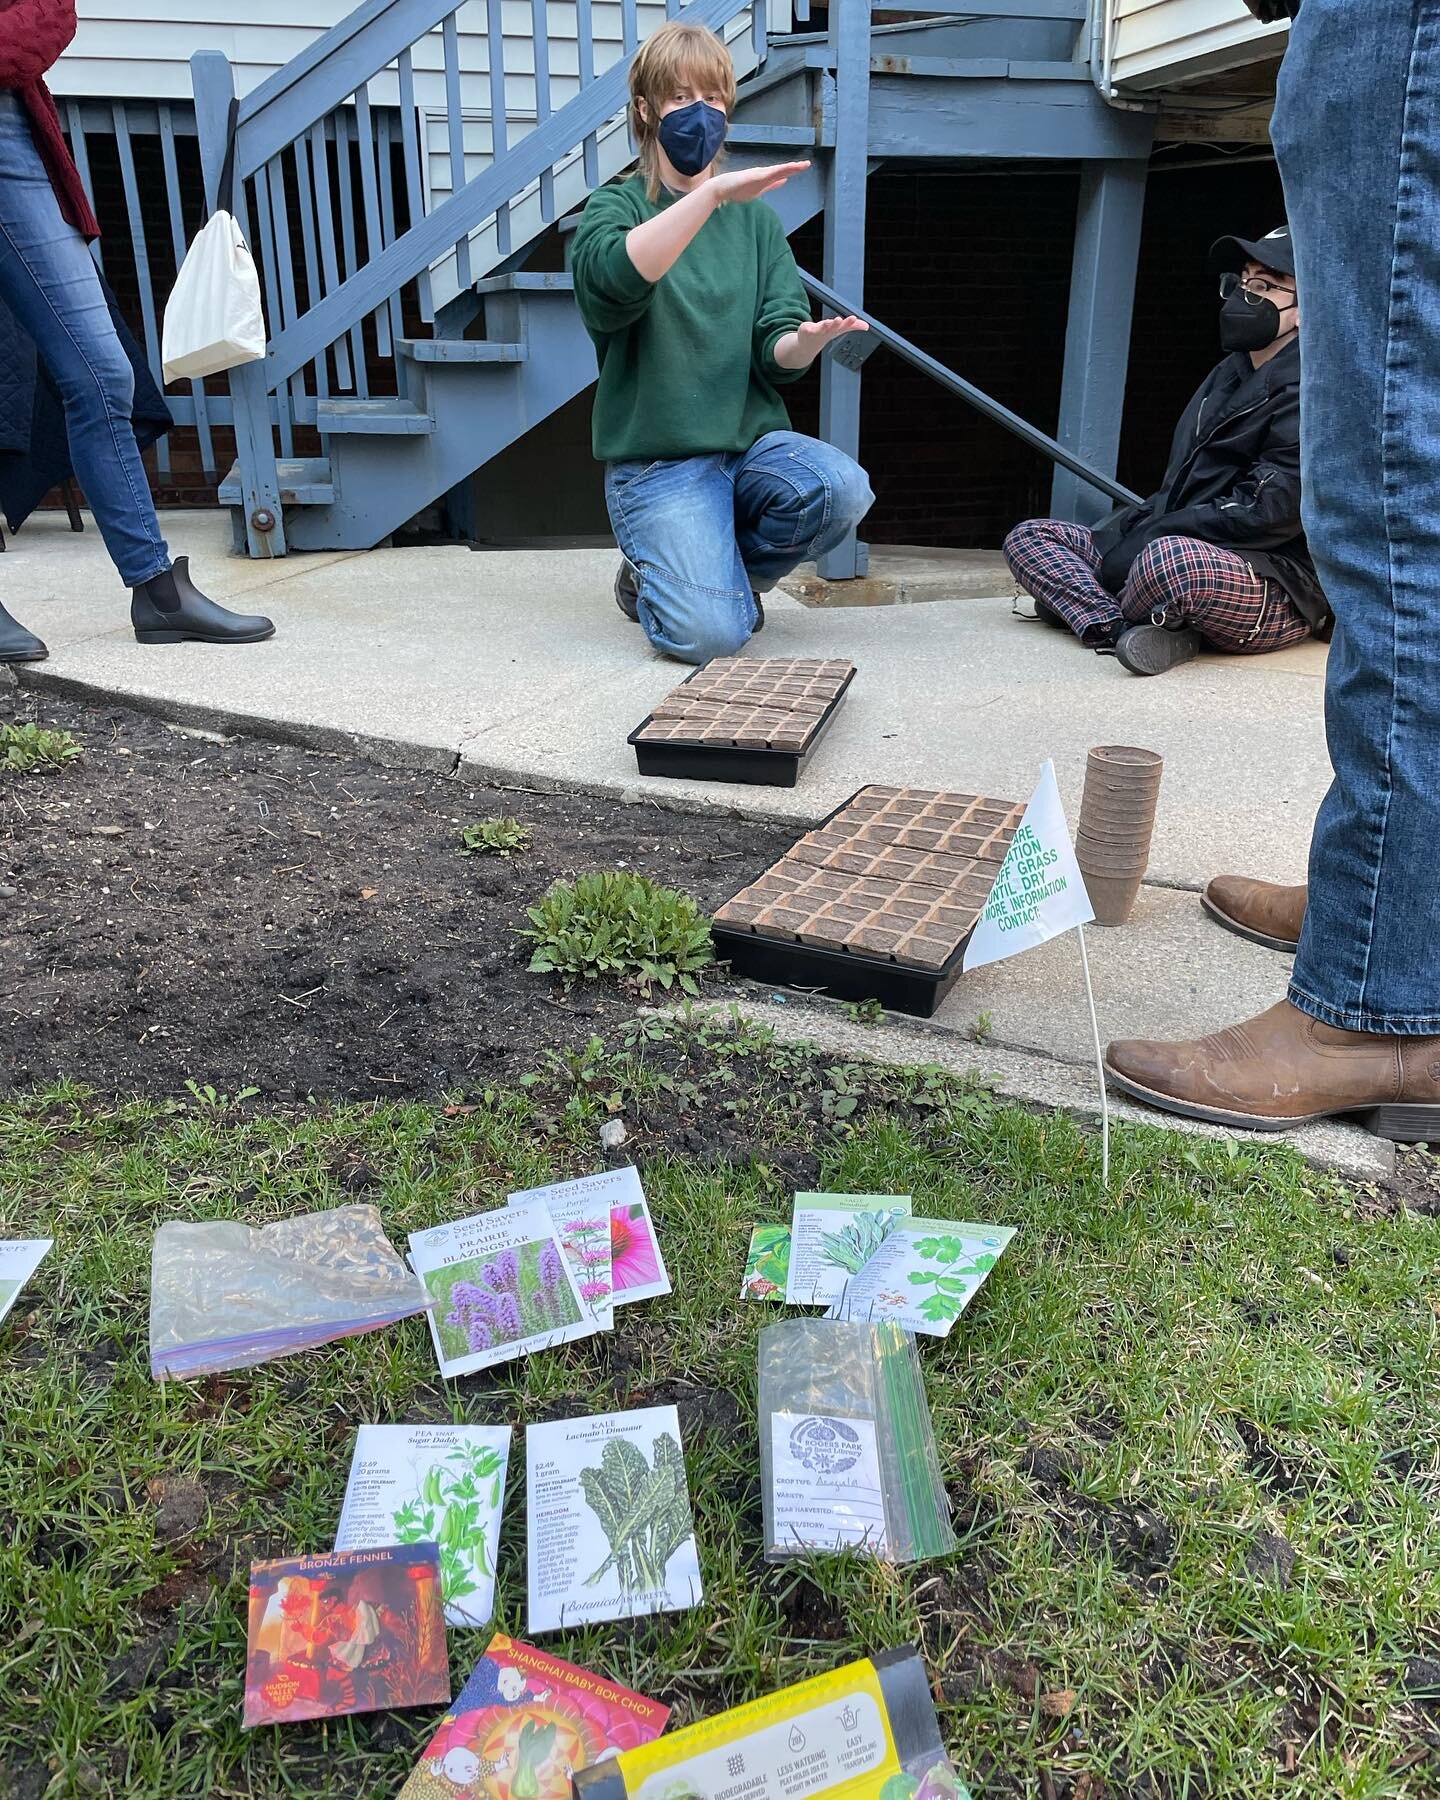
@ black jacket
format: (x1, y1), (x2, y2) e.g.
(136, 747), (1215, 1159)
(0, 279), (171, 532)
(1090, 339), (1328, 631)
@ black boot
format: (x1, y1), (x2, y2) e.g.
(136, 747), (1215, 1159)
(1114, 622), (1201, 675)
(0, 600), (48, 663)
(130, 556), (275, 646)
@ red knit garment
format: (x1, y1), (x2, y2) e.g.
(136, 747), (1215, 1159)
(0, 0), (101, 240)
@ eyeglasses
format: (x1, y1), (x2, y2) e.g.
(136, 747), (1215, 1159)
(1219, 271), (1297, 306)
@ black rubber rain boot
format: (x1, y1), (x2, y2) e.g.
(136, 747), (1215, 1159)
(131, 556), (275, 645)
(0, 600), (48, 663)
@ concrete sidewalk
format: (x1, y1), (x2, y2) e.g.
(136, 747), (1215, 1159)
(6, 509), (1377, 1176)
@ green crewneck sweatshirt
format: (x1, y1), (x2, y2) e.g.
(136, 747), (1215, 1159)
(571, 175), (810, 463)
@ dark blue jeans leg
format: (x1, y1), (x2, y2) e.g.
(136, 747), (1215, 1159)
(0, 93), (169, 586)
(1273, 0), (1440, 1032)
(732, 430), (874, 590)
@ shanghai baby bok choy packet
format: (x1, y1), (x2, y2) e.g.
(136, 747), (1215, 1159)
(525, 1406), (701, 1634)
(408, 1203), (599, 1380)
(335, 1424), (511, 1628)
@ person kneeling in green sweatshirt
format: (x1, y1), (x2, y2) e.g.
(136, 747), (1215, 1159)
(571, 19), (874, 664)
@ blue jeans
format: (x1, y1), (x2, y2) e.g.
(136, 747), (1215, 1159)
(0, 91), (169, 586)
(603, 430), (874, 663)
(1272, 1), (1440, 1033)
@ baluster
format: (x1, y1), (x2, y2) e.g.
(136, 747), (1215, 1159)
(63, 102), (104, 275)
(375, 110), (407, 391)
(267, 154), (310, 434)
(397, 48), (434, 324)
(353, 85), (393, 358)
(576, 0), (598, 190)
(752, 0), (766, 64)
(111, 103), (169, 478)
(332, 109), (371, 397)
(442, 10), (472, 291)
(253, 162), (296, 456)
(157, 102), (216, 480)
(487, 0), (511, 257)
(529, 0), (554, 224)
(621, 0), (637, 56)
(290, 127), (331, 424)
(309, 119), (353, 390)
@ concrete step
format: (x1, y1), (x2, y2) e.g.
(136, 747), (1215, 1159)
(316, 398), (435, 435)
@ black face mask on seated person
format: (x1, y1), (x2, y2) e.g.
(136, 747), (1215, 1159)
(1219, 286), (1287, 354)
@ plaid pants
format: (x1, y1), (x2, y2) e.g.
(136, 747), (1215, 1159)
(1003, 520), (1313, 652)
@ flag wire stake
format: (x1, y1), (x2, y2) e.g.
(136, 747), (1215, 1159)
(1076, 922), (1110, 1188)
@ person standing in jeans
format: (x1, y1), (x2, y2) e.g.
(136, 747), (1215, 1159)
(571, 19), (874, 664)
(1105, 0), (1440, 1139)
(0, 0), (273, 662)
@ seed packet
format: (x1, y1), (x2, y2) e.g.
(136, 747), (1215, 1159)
(0, 1239), (52, 1328)
(525, 1406), (702, 1634)
(507, 1166), (670, 1307)
(409, 1203), (599, 1380)
(335, 1424), (511, 1628)
(571, 1646), (973, 1800)
(784, 1194), (912, 1306)
(758, 1317), (956, 1565)
(399, 1632), (668, 1799)
(242, 1543), (450, 1727)
(825, 1217), (1015, 1337)
(741, 1224), (791, 1300)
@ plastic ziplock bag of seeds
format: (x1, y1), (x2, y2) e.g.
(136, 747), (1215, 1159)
(759, 1316), (956, 1565)
(149, 1204), (432, 1380)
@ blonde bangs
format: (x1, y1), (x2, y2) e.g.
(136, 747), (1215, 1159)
(630, 21), (737, 197)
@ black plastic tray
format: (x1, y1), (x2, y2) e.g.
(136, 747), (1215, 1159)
(628, 667), (855, 787)
(712, 921), (971, 1018)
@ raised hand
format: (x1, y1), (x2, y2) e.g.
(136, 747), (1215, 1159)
(772, 314), (869, 371)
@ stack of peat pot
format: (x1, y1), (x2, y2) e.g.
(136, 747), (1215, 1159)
(1073, 745), (1163, 926)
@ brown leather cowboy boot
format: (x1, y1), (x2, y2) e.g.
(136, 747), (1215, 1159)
(1105, 1000), (1440, 1139)
(1201, 876), (1308, 952)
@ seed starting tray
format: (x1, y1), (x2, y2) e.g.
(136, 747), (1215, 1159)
(712, 785), (1024, 1015)
(629, 656), (856, 786)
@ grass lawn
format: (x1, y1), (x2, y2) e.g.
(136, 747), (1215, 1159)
(2, 1010), (1439, 1799)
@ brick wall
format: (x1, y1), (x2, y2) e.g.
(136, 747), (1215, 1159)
(44, 136), (1287, 549)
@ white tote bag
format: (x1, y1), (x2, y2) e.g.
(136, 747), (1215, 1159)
(161, 102), (266, 383)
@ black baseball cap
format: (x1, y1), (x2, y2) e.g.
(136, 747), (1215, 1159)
(1210, 224), (1295, 277)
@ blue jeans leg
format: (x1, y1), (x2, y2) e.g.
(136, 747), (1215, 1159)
(733, 430), (874, 589)
(1272, 0), (1440, 1032)
(604, 455), (757, 664)
(0, 94), (169, 587)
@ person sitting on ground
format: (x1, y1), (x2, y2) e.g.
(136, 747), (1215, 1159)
(1003, 225), (1328, 676)
(571, 18), (874, 664)
(0, 0), (273, 663)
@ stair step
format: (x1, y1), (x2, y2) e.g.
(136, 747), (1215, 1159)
(218, 456), (334, 506)
(397, 338), (528, 364)
(471, 271), (575, 296)
(316, 398), (435, 434)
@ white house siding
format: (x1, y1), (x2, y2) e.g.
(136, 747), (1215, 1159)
(1103, 0), (1286, 91)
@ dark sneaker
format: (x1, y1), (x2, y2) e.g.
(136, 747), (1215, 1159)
(615, 560), (641, 622)
(1114, 622), (1201, 675)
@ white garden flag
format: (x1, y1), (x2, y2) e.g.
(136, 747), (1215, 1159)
(963, 760), (1110, 1183)
(964, 760), (1093, 971)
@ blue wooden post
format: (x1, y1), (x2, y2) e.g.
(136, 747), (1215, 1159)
(1050, 157), (1147, 525)
(192, 50), (286, 558)
(817, 0), (870, 580)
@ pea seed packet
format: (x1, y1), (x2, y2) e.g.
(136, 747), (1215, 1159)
(825, 1217), (1016, 1336)
(784, 1193), (913, 1306)
(400, 1632), (668, 1800)
(408, 1203), (599, 1380)
(0, 1239), (52, 1328)
(525, 1406), (702, 1635)
(335, 1424), (511, 1628)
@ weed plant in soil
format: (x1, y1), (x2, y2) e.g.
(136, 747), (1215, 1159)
(3, 1011), (1440, 1799)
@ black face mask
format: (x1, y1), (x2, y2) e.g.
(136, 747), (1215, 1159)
(1219, 287), (1286, 353)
